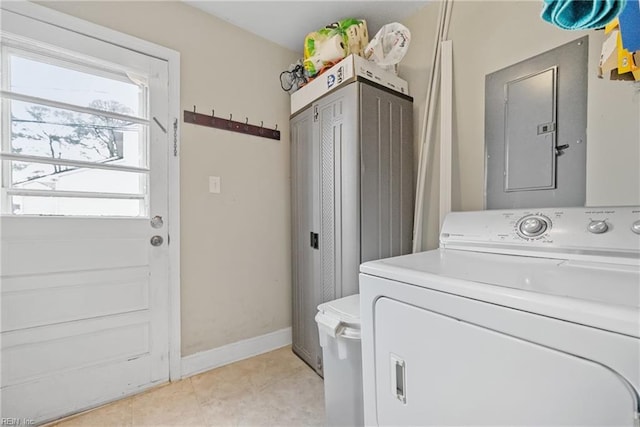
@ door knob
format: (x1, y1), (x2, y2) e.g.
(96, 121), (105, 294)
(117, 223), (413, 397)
(150, 215), (164, 229)
(150, 235), (164, 246)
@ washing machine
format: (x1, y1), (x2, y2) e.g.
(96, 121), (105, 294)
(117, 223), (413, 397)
(359, 206), (640, 426)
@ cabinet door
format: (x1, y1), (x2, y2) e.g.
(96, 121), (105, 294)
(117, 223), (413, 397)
(314, 84), (359, 302)
(290, 107), (321, 371)
(373, 297), (637, 426)
(360, 84), (414, 263)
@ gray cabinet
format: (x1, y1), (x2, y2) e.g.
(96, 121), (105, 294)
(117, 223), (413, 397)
(291, 80), (414, 375)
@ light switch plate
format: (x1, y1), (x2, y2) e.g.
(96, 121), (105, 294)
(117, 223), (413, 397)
(209, 176), (221, 194)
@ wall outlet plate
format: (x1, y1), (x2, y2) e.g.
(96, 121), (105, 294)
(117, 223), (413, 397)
(209, 176), (221, 194)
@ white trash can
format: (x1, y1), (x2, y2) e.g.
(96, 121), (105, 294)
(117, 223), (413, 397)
(315, 294), (363, 427)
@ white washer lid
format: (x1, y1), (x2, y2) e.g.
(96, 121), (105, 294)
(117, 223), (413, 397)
(317, 294), (361, 326)
(360, 249), (640, 337)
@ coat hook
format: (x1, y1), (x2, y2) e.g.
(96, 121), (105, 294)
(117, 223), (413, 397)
(212, 109), (215, 117)
(229, 113), (233, 121)
(192, 105), (197, 121)
(245, 117), (249, 125)
(260, 121), (263, 128)
(275, 124), (278, 131)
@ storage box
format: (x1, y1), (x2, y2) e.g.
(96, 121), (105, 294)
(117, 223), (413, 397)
(291, 54), (409, 115)
(598, 30), (619, 77)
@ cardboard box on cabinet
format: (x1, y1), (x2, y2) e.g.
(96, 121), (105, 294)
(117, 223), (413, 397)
(290, 54), (409, 115)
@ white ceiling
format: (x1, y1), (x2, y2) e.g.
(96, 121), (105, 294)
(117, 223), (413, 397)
(184, 1), (429, 53)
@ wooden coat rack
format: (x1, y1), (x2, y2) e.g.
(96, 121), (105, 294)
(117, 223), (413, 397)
(183, 107), (280, 141)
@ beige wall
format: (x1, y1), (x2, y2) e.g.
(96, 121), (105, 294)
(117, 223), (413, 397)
(33, 0), (640, 354)
(41, 1), (299, 356)
(402, 1), (640, 250)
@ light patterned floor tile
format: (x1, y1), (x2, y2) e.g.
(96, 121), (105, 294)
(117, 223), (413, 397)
(131, 378), (206, 426)
(51, 398), (133, 427)
(49, 346), (325, 427)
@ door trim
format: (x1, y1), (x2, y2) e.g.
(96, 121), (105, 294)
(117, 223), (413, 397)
(1, 0), (183, 380)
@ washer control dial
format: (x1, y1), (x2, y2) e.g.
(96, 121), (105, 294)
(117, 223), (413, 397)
(587, 220), (608, 234)
(517, 215), (550, 238)
(631, 220), (640, 235)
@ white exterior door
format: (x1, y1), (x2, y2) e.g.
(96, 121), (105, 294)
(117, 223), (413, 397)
(1, 9), (171, 423)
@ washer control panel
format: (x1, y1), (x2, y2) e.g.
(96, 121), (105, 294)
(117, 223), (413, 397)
(440, 206), (640, 261)
(587, 220), (609, 234)
(516, 214), (551, 239)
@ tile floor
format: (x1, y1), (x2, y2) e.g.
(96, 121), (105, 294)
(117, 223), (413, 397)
(49, 346), (325, 427)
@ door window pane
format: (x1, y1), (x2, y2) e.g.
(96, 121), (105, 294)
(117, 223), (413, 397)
(1, 45), (153, 218)
(9, 195), (144, 217)
(10, 161), (147, 195)
(9, 54), (145, 118)
(10, 100), (147, 167)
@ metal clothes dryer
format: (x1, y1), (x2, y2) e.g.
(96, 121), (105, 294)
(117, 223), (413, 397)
(360, 207), (640, 426)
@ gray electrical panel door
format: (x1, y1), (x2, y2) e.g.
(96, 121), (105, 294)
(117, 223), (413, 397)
(485, 37), (588, 209)
(290, 80), (413, 376)
(504, 67), (557, 192)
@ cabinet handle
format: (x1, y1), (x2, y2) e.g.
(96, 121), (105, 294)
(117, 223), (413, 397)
(391, 354), (407, 404)
(310, 232), (319, 249)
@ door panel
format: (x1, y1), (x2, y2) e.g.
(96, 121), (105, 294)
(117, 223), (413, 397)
(317, 84), (358, 302)
(291, 107), (318, 368)
(360, 84), (414, 262)
(1, 267), (149, 331)
(2, 234), (148, 275)
(290, 83), (359, 375)
(4, 355), (154, 422)
(373, 297), (637, 426)
(0, 9), (170, 423)
(3, 319), (149, 385)
(504, 67), (556, 192)
(485, 37), (588, 209)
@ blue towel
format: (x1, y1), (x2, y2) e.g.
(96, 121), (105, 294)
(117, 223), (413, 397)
(541, 0), (627, 30)
(619, 0), (640, 51)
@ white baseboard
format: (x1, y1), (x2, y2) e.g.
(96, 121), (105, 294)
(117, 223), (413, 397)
(180, 327), (292, 378)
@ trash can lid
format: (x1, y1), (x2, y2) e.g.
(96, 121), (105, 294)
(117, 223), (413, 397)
(316, 294), (361, 341)
(317, 294), (360, 327)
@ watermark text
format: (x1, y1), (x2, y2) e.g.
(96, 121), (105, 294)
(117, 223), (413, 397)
(1, 418), (35, 426)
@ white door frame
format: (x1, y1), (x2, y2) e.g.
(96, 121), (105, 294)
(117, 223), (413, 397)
(1, 1), (183, 380)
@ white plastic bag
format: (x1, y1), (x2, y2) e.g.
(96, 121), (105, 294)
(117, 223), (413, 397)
(364, 23), (411, 74)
